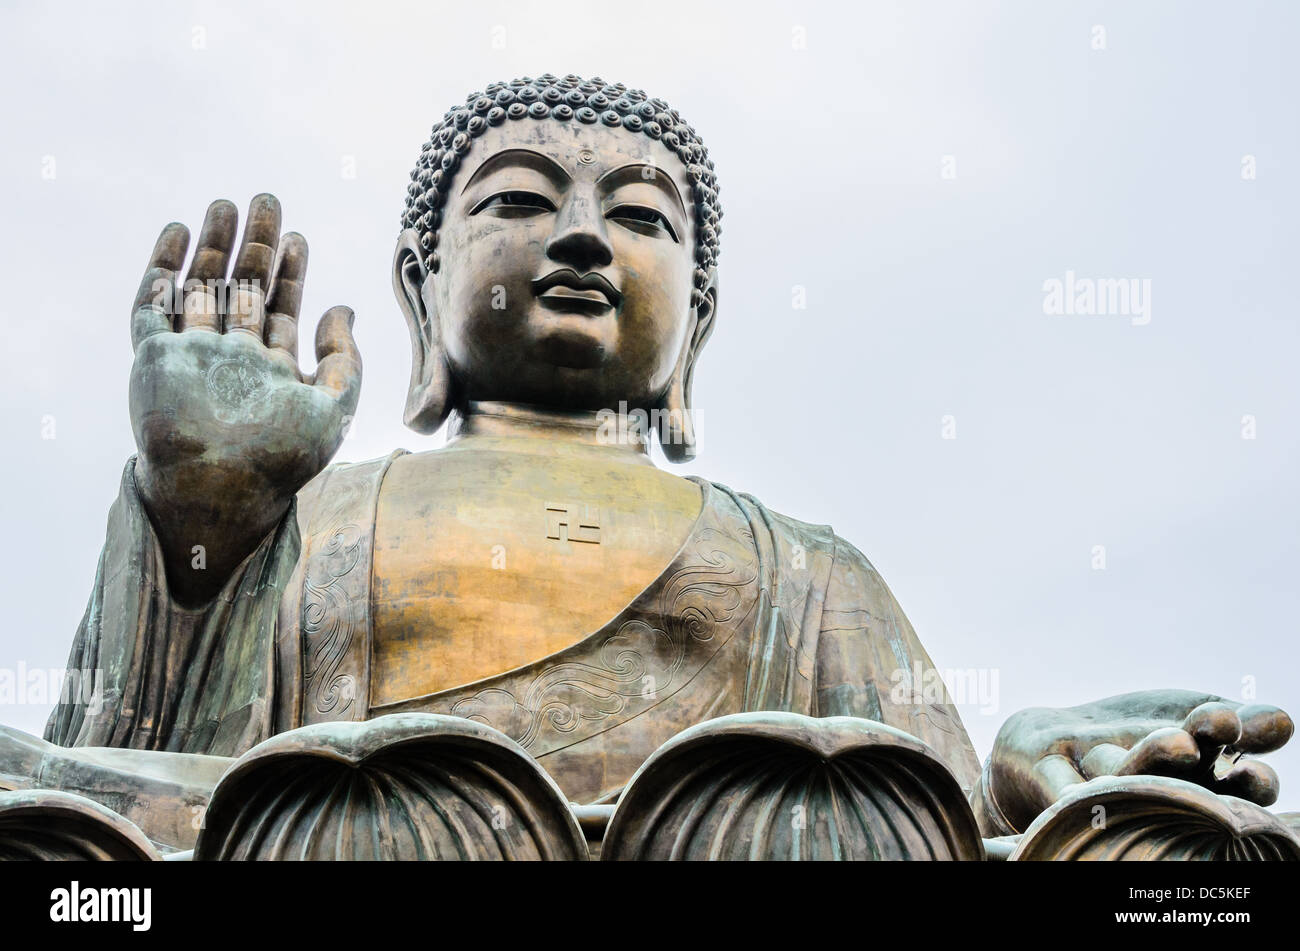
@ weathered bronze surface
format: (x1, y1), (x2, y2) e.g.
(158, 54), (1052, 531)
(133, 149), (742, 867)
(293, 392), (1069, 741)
(600, 712), (984, 861)
(1011, 775), (1300, 860)
(0, 74), (1294, 860)
(0, 790), (160, 861)
(193, 714), (587, 861)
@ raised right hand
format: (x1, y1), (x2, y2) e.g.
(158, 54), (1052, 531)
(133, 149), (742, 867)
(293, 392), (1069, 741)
(128, 195), (362, 605)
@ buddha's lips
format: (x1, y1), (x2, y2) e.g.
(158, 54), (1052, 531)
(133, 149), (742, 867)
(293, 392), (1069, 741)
(531, 269), (622, 311)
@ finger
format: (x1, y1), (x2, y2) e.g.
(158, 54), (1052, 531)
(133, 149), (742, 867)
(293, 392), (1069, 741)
(1213, 759), (1280, 806)
(265, 232), (308, 359)
(226, 195), (280, 338)
(131, 284), (175, 347)
(131, 222), (190, 314)
(1079, 742), (1129, 779)
(312, 306), (362, 413)
(225, 278), (266, 338)
(1028, 753), (1087, 807)
(181, 281), (222, 333)
(180, 199), (238, 332)
(1114, 727), (1201, 777)
(230, 194), (280, 286)
(131, 223), (190, 348)
(185, 199), (239, 284)
(1181, 702), (1242, 773)
(1233, 705), (1294, 755)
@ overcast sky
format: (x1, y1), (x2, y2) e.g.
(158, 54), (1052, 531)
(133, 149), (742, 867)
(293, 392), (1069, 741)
(2, 1), (1297, 810)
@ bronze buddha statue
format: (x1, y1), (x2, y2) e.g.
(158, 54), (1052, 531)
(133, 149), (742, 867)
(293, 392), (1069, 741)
(1, 75), (1293, 858)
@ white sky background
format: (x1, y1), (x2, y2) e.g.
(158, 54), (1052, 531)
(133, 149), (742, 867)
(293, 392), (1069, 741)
(1, 1), (1297, 808)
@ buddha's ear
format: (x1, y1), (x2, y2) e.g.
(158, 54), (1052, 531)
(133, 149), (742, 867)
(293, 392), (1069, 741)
(657, 273), (718, 463)
(393, 228), (454, 434)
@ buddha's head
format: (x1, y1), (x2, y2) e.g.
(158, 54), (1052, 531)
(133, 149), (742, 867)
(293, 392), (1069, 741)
(392, 74), (720, 461)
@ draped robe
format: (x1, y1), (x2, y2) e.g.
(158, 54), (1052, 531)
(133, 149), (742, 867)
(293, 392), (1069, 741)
(46, 454), (981, 804)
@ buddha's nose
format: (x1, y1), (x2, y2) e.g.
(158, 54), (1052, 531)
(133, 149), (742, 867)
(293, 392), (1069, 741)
(545, 192), (613, 271)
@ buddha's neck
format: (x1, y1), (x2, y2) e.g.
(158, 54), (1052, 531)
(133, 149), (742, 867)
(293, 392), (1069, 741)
(447, 400), (654, 464)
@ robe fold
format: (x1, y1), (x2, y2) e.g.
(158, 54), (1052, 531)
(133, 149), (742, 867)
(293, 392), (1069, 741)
(46, 454), (980, 803)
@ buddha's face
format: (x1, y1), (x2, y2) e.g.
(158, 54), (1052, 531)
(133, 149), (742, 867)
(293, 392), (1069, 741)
(421, 121), (702, 411)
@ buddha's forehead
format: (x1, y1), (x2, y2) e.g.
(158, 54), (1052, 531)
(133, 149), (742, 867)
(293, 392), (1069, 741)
(454, 120), (694, 201)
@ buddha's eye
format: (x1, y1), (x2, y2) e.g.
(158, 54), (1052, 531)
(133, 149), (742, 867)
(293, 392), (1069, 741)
(471, 191), (556, 216)
(607, 204), (678, 242)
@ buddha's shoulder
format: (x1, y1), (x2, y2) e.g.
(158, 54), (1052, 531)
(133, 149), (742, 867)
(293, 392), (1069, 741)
(293, 450), (408, 522)
(701, 480), (882, 585)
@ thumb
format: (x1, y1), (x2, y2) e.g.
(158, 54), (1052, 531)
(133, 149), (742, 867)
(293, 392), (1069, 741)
(312, 305), (362, 414)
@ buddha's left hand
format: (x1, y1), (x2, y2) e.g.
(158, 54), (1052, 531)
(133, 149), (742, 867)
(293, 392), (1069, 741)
(981, 689), (1293, 835)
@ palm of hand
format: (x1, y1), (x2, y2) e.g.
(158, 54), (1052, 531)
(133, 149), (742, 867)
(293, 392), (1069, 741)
(132, 325), (349, 492)
(988, 690), (1293, 834)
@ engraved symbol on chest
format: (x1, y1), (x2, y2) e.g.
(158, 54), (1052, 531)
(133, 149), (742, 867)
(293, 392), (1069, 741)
(545, 501), (601, 544)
